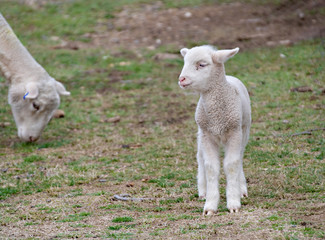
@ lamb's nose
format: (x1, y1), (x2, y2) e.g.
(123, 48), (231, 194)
(179, 77), (186, 82)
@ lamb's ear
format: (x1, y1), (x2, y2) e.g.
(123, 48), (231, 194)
(55, 81), (70, 96)
(24, 82), (39, 99)
(180, 48), (189, 57)
(212, 47), (239, 63)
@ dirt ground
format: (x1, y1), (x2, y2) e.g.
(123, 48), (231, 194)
(1, 0), (324, 239)
(79, 0), (325, 51)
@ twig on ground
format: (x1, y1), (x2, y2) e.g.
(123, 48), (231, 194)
(113, 194), (154, 202)
(291, 131), (312, 137)
(291, 128), (325, 137)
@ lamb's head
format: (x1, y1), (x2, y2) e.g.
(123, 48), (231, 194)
(8, 74), (70, 142)
(178, 45), (239, 92)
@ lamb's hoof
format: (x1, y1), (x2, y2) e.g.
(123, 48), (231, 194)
(203, 209), (216, 216)
(229, 208), (239, 213)
(241, 193), (248, 198)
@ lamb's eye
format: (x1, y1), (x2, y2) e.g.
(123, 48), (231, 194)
(32, 102), (40, 111)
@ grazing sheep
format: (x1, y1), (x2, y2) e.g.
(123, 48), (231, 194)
(0, 14), (70, 142)
(178, 45), (251, 215)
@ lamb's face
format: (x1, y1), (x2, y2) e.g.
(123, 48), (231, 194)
(178, 46), (215, 92)
(8, 77), (70, 142)
(178, 46), (239, 92)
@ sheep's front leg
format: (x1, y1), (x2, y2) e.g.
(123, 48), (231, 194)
(224, 131), (242, 213)
(200, 134), (220, 215)
(197, 129), (206, 199)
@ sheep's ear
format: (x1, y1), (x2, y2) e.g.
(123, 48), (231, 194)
(24, 82), (39, 99)
(55, 81), (70, 96)
(180, 48), (189, 57)
(212, 47), (239, 63)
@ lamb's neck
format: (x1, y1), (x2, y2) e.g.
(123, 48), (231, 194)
(0, 15), (45, 84)
(200, 71), (232, 106)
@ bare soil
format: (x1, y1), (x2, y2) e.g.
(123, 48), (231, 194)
(80, 0), (325, 51)
(1, 0), (324, 239)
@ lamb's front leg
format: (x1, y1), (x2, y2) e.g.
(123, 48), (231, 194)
(200, 133), (220, 215)
(197, 130), (206, 199)
(224, 130), (243, 213)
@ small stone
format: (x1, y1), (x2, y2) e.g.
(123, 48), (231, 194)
(119, 61), (131, 66)
(106, 116), (121, 123)
(184, 12), (192, 18)
(279, 40), (291, 46)
(50, 36), (60, 41)
(266, 41), (276, 47)
(298, 11), (305, 19)
(147, 46), (156, 51)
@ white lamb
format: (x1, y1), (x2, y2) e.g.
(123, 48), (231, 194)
(0, 14), (70, 142)
(178, 45), (251, 215)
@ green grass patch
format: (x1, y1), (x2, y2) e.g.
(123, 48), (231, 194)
(112, 216), (134, 223)
(0, 0), (324, 239)
(23, 155), (45, 163)
(57, 212), (91, 223)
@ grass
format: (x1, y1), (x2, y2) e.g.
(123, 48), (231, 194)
(0, 0), (324, 239)
(112, 216), (134, 223)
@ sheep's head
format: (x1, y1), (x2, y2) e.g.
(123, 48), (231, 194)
(178, 45), (239, 92)
(8, 75), (70, 142)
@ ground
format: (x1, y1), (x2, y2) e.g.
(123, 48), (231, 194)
(82, 0), (325, 51)
(0, 0), (324, 239)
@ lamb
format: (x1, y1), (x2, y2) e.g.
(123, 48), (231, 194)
(178, 45), (251, 215)
(0, 14), (70, 142)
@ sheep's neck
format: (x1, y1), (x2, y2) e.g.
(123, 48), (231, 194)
(197, 68), (239, 135)
(201, 74), (233, 114)
(0, 15), (45, 84)
(201, 66), (232, 106)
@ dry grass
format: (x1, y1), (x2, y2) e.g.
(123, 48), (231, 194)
(0, 0), (324, 239)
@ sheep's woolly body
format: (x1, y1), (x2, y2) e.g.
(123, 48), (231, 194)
(0, 14), (70, 142)
(0, 16), (45, 84)
(179, 45), (251, 215)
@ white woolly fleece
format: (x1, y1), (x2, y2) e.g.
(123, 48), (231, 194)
(179, 45), (251, 215)
(0, 14), (70, 142)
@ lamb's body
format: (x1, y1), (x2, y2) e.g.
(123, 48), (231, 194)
(0, 13), (69, 142)
(179, 45), (251, 215)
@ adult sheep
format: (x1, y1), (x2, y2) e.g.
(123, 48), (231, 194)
(178, 45), (251, 215)
(0, 13), (70, 142)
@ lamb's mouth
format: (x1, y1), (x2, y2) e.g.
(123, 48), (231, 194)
(179, 82), (192, 88)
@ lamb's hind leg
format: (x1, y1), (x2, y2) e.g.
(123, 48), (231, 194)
(240, 125), (250, 198)
(239, 160), (248, 198)
(224, 130), (242, 213)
